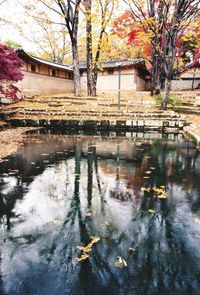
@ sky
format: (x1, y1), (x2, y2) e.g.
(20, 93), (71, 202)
(0, 0), (127, 53)
(0, 0), (34, 50)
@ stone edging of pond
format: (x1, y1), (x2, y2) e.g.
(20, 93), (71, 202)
(183, 126), (200, 149)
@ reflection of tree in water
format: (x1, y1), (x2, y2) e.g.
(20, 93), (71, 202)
(0, 136), (200, 295)
(43, 143), (118, 294)
(0, 177), (24, 230)
(110, 143), (132, 202)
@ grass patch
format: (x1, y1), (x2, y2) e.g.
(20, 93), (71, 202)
(154, 93), (182, 110)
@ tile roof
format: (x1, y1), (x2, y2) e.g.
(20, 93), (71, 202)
(16, 48), (73, 72)
(78, 58), (145, 69)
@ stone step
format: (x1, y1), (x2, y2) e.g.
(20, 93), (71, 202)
(176, 107), (200, 115)
(25, 99), (156, 106)
(12, 113), (183, 122)
(16, 109), (181, 118)
(34, 93), (152, 100)
(7, 117), (185, 129)
(16, 107), (173, 114)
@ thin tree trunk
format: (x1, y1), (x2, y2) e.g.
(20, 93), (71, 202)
(192, 67), (197, 90)
(162, 77), (171, 110)
(72, 41), (81, 97)
(85, 0), (96, 96)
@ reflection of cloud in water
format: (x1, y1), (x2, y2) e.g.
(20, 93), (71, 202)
(1, 177), (18, 195)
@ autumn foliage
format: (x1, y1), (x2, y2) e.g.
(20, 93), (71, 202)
(0, 44), (23, 101)
(112, 1), (200, 109)
(112, 10), (200, 69)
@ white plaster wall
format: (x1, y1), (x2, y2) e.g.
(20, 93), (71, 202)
(81, 74), (138, 93)
(17, 71), (74, 96)
(171, 79), (200, 91)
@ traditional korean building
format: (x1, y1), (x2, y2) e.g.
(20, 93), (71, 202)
(16, 49), (150, 96)
(79, 59), (150, 93)
(16, 49), (74, 96)
(172, 62), (200, 91)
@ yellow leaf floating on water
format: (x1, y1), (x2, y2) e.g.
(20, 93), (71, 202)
(153, 187), (168, 199)
(195, 218), (200, 224)
(141, 185), (168, 199)
(76, 236), (100, 262)
(141, 187), (151, 192)
(76, 254), (89, 262)
(77, 244), (93, 253)
(115, 256), (127, 268)
(145, 171), (152, 174)
(90, 236), (101, 244)
(157, 192), (168, 199)
(86, 211), (93, 217)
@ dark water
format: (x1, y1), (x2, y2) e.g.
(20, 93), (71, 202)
(0, 131), (200, 295)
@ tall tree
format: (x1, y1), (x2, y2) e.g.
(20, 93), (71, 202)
(55, 0), (82, 96)
(83, 0), (116, 96)
(28, 0), (82, 96)
(83, 0), (94, 96)
(116, 0), (200, 109)
(20, 10), (71, 63)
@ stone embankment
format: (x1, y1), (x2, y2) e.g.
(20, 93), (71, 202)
(0, 93), (185, 131)
(173, 91), (200, 148)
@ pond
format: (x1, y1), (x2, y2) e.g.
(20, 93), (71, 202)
(0, 131), (200, 295)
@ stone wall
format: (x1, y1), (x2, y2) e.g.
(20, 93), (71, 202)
(171, 79), (200, 91)
(17, 70), (74, 96)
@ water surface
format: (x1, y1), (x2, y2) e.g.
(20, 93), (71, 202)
(0, 131), (200, 295)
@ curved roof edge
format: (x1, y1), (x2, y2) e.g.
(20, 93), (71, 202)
(16, 48), (73, 72)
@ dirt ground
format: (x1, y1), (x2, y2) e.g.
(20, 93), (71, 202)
(0, 127), (37, 162)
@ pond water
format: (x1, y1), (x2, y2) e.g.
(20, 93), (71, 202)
(0, 131), (200, 295)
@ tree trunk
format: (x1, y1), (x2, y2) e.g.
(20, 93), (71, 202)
(93, 69), (98, 96)
(151, 54), (162, 96)
(85, 0), (96, 96)
(192, 67), (197, 90)
(72, 41), (81, 97)
(162, 77), (171, 110)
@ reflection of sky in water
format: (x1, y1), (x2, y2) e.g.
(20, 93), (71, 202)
(0, 133), (200, 295)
